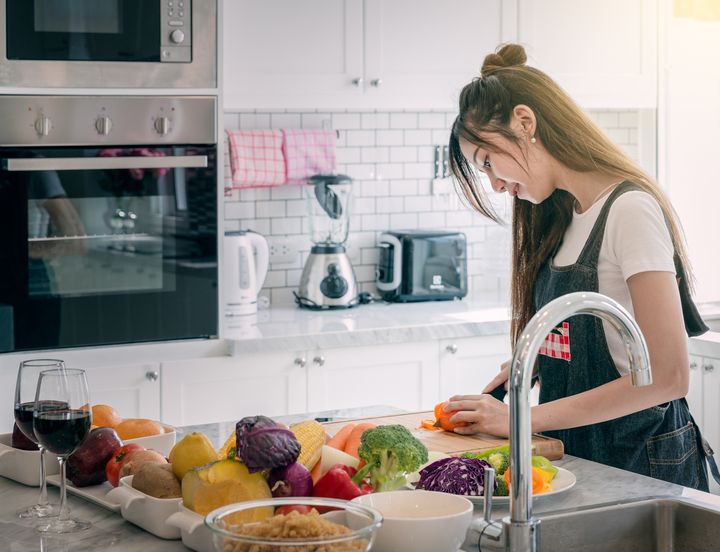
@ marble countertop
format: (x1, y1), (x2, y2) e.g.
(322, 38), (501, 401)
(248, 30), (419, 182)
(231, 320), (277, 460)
(224, 297), (512, 355)
(3, 405), (720, 551)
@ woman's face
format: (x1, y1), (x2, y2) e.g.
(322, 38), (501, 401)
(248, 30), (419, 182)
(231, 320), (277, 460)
(459, 134), (553, 204)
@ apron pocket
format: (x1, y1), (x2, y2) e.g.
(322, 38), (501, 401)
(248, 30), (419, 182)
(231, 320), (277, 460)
(646, 422), (702, 488)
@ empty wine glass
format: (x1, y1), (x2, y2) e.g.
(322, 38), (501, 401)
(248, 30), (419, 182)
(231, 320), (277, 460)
(14, 359), (65, 519)
(33, 368), (92, 533)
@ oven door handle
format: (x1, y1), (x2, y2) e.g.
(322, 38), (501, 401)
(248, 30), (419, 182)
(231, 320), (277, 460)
(2, 155), (208, 172)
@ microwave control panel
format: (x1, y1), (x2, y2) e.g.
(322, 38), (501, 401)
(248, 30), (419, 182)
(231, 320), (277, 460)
(161, 0), (192, 62)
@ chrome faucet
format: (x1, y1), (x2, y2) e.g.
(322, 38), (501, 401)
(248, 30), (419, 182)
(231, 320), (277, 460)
(476, 292), (652, 551)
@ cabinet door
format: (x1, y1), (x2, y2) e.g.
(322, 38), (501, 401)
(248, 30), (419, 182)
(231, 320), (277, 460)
(161, 353), (307, 426)
(687, 355), (704, 428)
(439, 335), (510, 400)
(307, 342), (439, 413)
(223, 0), (364, 109)
(701, 356), (720, 494)
(517, 0), (657, 108)
(83, 362), (161, 421)
(363, 0), (513, 109)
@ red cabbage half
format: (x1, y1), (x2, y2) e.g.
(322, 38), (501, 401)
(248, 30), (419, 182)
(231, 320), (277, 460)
(415, 457), (497, 496)
(235, 415), (301, 473)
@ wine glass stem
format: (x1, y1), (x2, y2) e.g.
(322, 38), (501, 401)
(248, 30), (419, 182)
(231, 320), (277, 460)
(57, 456), (69, 522)
(38, 446), (48, 506)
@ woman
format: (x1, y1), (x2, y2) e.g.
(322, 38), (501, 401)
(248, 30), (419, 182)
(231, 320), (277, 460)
(444, 43), (717, 490)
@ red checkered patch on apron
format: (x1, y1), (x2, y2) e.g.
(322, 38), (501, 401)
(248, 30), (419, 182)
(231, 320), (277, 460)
(539, 321), (571, 361)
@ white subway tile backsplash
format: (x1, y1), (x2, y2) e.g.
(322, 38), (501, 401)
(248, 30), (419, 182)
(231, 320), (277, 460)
(223, 108), (641, 306)
(390, 113), (418, 129)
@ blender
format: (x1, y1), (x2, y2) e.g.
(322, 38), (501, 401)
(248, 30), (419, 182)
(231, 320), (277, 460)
(295, 174), (359, 309)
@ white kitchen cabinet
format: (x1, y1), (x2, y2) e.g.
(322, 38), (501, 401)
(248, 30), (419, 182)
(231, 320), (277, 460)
(517, 0), (658, 108)
(687, 354), (704, 428)
(223, 0), (513, 110)
(438, 335), (510, 399)
(306, 341), (440, 412)
(161, 353), (308, 427)
(83, 362), (161, 421)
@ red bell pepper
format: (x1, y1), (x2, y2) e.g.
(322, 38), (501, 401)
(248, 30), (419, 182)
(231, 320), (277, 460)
(313, 464), (372, 501)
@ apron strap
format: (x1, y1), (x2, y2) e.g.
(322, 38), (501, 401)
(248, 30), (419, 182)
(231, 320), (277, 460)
(702, 438), (720, 486)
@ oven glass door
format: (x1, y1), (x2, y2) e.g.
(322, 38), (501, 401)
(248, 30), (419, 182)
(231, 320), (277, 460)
(6, 0), (160, 62)
(0, 145), (217, 352)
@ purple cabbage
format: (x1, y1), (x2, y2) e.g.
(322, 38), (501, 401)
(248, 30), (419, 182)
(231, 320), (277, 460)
(415, 457), (497, 496)
(268, 462), (313, 497)
(235, 415), (301, 473)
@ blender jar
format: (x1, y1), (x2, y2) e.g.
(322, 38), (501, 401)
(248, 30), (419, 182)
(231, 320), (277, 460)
(305, 174), (352, 245)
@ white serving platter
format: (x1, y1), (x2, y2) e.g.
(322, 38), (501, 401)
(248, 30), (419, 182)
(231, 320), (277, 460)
(46, 475), (120, 512)
(0, 433), (60, 486)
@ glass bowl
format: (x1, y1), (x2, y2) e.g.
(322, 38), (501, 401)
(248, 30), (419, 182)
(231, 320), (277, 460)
(204, 497), (383, 552)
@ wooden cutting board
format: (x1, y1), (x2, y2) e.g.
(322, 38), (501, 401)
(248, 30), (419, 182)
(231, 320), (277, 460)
(322, 411), (564, 461)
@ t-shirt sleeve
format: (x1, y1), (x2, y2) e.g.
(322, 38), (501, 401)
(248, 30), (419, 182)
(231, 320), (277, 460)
(604, 191), (676, 281)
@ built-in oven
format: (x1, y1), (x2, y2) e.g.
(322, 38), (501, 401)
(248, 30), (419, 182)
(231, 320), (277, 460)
(0, 0), (216, 88)
(0, 95), (218, 352)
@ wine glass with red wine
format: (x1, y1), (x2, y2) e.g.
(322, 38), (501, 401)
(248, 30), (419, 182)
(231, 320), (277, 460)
(13, 359), (66, 519)
(33, 368), (92, 533)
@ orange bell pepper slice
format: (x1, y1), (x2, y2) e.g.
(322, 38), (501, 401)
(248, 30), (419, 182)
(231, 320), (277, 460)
(503, 466), (553, 495)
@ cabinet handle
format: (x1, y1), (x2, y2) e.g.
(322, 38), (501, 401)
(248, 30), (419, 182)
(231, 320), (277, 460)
(446, 344), (458, 354)
(145, 370), (159, 382)
(294, 357), (307, 368)
(351, 77), (364, 87)
(690, 361), (698, 370)
(370, 78), (382, 87)
(313, 356), (326, 367)
(704, 363), (715, 373)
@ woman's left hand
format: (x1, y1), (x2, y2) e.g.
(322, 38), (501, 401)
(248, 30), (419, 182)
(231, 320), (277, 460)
(444, 394), (510, 437)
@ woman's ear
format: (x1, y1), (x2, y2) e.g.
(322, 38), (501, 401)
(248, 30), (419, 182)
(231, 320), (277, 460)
(512, 104), (537, 140)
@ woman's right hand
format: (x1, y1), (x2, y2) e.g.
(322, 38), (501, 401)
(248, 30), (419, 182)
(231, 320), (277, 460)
(482, 360), (511, 394)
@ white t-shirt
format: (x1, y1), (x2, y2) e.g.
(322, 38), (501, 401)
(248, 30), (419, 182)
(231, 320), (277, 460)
(552, 190), (676, 376)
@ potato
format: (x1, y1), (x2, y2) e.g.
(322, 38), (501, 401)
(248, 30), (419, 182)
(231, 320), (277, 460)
(132, 463), (181, 499)
(119, 449), (167, 479)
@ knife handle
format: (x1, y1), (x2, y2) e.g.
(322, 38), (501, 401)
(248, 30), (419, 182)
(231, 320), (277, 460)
(486, 375), (539, 401)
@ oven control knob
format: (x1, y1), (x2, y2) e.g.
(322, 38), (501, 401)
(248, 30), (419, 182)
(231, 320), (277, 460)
(34, 115), (52, 137)
(170, 29), (185, 44)
(95, 116), (113, 136)
(154, 116), (171, 135)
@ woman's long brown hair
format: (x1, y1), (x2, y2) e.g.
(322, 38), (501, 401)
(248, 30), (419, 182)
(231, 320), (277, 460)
(449, 43), (693, 346)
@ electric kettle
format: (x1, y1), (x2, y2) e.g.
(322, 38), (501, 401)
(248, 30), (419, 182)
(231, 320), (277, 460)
(224, 229), (269, 317)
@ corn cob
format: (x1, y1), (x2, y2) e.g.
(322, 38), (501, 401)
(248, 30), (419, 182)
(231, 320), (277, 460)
(290, 420), (326, 470)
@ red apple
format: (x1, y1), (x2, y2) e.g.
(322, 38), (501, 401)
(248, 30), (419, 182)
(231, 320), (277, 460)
(67, 427), (123, 487)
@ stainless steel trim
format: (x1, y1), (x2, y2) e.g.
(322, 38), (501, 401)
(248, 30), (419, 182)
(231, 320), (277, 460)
(4, 155), (207, 172)
(0, 0), (216, 88)
(0, 95), (216, 146)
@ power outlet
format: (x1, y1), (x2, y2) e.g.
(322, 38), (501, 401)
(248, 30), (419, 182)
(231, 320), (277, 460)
(268, 237), (300, 264)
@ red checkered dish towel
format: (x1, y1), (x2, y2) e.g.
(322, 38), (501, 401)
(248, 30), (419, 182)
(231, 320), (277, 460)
(282, 129), (337, 182)
(538, 321), (571, 362)
(227, 129), (286, 187)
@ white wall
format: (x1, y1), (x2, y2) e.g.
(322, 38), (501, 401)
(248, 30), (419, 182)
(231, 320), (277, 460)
(661, 8), (720, 302)
(223, 109), (646, 307)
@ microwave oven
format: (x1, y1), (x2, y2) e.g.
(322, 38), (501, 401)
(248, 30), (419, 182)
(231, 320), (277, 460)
(376, 230), (468, 302)
(0, 0), (216, 89)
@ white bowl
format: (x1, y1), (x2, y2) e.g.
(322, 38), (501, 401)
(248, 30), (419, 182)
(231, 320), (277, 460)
(0, 433), (59, 486)
(166, 504), (214, 552)
(352, 490), (473, 552)
(124, 424), (176, 457)
(105, 475), (182, 540)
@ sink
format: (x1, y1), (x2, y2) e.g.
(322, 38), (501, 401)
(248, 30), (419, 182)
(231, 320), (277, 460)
(537, 497), (720, 551)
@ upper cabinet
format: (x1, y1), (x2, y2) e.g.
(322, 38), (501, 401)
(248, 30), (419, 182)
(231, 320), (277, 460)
(223, 0), (658, 110)
(222, 0), (513, 110)
(516, 0), (658, 108)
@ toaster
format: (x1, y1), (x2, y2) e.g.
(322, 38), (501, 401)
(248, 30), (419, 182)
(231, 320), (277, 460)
(376, 230), (468, 302)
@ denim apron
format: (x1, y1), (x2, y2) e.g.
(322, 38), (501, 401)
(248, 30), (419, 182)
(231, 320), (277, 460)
(536, 182), (719, 490)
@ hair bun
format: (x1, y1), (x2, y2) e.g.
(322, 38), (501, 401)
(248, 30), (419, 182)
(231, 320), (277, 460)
(481, 43), (527, 76)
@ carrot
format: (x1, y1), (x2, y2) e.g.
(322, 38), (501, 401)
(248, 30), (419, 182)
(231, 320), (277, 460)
(420, 419), (442, 430)
(344, 423), (376, 459)
(326, 423), (356, 451)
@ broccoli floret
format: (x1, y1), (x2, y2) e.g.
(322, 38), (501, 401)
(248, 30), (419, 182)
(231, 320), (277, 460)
(352, 425), (429, 492)
(487, 451), (510, 475)
(493, 474), (509, 496)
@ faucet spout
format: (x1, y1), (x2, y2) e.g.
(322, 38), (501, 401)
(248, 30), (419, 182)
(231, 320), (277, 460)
(505, 291), (652, 551)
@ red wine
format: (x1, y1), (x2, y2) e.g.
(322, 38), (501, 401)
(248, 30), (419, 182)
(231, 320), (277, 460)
(14, 401), (68, 444)
(33, 409), (91, 456)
